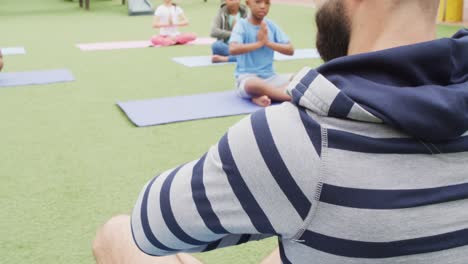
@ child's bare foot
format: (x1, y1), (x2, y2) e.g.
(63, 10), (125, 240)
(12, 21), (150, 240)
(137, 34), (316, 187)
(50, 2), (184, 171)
(252, 95), (271, 107)
(212, 55), (229, 63)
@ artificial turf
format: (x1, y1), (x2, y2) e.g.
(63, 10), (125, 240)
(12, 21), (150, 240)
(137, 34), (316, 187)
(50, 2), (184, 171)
(0, 0), (463, 263)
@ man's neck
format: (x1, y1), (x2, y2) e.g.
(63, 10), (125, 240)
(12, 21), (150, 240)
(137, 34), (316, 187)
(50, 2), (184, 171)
(348, 6), (436, 55)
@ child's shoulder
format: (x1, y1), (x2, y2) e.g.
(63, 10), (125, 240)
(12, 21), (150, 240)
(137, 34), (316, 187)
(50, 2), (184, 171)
(234, 18), (249, 30)
(155, 5), (166, 11)
(238, 18), (248, 25)
(264, 18), (278, 28)
(265, 18), (285, 33)
(174, 4), (183, 11)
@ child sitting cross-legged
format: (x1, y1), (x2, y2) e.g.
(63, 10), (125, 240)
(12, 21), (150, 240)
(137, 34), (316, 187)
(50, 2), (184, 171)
(210, 0), (248, 63)
(229, 0), (294, 107)
(151, 0), (197, 46)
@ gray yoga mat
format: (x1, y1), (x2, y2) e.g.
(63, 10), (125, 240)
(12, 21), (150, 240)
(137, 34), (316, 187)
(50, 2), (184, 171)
(273, 48), (320, 61)
(0, 69), (75, 88)
(1, 47), (26, 55)
(172, 49), (320, 67)
(171, 56), (233, 67)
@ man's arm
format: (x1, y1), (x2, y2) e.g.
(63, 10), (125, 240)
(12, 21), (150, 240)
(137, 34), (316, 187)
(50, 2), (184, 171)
(130, 132), (275, 255)
(130, 104), (319, 256)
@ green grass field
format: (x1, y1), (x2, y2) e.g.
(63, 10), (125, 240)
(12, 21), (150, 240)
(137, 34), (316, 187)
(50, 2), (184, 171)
(0, 1), (463, 263)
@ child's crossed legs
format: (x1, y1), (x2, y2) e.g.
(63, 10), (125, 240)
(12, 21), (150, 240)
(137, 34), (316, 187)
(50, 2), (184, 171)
(236, 74), (292, 107)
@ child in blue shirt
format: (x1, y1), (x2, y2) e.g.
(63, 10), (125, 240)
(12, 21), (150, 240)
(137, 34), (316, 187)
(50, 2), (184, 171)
(229, 0), (294, 107)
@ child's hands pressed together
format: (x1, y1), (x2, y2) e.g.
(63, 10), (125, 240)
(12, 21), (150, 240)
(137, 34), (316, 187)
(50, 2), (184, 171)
(257, 21), (268, 45)
(168, 13), (173, 26)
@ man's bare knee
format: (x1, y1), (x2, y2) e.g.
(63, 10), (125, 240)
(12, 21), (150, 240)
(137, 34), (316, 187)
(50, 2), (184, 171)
(92, 215), (201, 264)
(260, 248), (281, 264)
(93, 215), (130, 263)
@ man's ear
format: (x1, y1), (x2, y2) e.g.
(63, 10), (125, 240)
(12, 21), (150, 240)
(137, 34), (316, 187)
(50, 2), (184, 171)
(344, 0), (363, 17)
(345, 0), (361, 9)
(314, 0), (326, 8)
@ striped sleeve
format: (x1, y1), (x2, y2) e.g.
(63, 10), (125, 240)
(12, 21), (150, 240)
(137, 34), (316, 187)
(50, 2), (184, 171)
(131, 104), (321, 256)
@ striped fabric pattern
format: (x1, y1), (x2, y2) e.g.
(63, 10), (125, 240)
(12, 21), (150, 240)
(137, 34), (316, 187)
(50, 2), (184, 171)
(132, 67), (468, 263)
(131, 100), (321, 256)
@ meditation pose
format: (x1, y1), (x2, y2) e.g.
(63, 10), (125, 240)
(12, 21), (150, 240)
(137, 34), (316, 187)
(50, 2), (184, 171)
(151, 0), (197, 46)
(229, 0), (294, 107)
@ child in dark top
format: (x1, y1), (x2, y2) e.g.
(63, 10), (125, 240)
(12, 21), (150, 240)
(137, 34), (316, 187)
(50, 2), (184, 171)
(210, 0), (248, 63)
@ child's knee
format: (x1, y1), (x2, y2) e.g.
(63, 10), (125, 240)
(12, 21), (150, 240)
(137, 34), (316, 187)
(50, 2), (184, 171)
(151, 35), (175, 46)
(245, 78), (266, 91)
(186, 33), (197, 41)
(211, 41), (223, 53)
(176, 33), (197, 44)
(212, 41), (230, 56)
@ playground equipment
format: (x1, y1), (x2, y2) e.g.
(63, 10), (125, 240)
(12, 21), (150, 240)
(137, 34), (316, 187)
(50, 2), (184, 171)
(128, 0), (153, 16)
(438, 0), (468, 23)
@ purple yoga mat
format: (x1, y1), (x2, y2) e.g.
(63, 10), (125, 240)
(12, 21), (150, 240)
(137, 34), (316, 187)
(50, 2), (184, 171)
(117, 90), (275, 127)
(77, 37), (216, 51)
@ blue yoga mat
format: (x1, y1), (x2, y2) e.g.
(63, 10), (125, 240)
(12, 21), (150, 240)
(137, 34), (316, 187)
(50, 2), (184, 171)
(0, 69), (75, 88)
(171, 49), (320, 67)
(1, 47), (26, 55)
(117, 90), (272, 127)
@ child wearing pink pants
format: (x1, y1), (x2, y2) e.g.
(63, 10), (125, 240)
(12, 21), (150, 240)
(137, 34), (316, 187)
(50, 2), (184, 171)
(151, 0), (197, 46)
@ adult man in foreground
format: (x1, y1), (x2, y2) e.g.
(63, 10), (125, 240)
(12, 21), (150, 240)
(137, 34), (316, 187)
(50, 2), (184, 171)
(93, 0), (468, 263)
